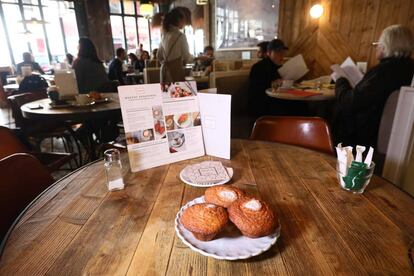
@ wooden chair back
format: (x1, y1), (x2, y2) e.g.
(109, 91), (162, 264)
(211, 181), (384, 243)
(0, 153), (54, 245)
(7, 92), (46, 128)
(143, 67), (161, 84)
(0, 126), (28, 159)
(377, 90), (400, 155)
(250, 116), (334, 155)
(210, 70), (250, 116)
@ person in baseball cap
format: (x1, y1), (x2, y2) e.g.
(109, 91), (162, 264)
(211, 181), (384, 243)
(248, 39), (289, 117)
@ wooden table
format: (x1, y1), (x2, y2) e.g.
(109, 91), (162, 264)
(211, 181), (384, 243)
(266, 88), (335, 101)
(1, 140), (414, 275)
(21, 92), (121, 122)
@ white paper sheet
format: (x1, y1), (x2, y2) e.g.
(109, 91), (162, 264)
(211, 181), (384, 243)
(330, 57), (364, 88)
(198, 93), (231, 159)
(278, 54), (309, 81)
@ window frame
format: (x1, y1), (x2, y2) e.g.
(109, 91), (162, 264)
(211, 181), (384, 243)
(0, 0), (77, 66)
(109, 0), (152, 53)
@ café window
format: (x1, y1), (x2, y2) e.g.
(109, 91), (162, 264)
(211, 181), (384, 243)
(0, 0), (79, 67)
(109, 0), (161, 55)
(216, 0), (279, 49)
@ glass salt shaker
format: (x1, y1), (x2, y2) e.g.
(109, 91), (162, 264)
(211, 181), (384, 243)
(104, 149), (125, 191)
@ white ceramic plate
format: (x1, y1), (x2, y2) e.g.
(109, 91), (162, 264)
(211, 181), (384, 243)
(179, 167), (233, 187)
(175, 196), (281, 260)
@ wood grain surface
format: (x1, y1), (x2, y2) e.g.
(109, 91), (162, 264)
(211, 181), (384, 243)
(1, 140), (413, 275)
(20, 93), (121, 122)
(278, 0), (414, 78)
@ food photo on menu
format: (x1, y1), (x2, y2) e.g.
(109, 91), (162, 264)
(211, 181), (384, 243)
(168, 130), (186, 153)
(152, 105), (166, 139)
(161, 82), (197, 98)
(125, 129), (155, 145)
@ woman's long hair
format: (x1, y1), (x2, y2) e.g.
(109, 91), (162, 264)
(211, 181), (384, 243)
(77, 37), (101, 63)
(162, 8), (185, 32)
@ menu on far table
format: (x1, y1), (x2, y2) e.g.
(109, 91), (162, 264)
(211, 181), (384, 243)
(118, 81), (205, 172)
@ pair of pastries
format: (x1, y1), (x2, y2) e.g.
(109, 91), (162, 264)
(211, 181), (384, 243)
(180, 186), (278, 241)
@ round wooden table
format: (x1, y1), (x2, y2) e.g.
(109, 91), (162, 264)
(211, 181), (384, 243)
(1, 140), (413, 275)
(21, 92), (121, 122)
(266, 88), (335, 101)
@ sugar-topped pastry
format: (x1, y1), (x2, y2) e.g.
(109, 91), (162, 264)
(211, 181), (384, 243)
(244, 199), (262, 211)
(204, 186), (245, 208)
(228, 197), (278, 238)
(180, 203), (228, 241)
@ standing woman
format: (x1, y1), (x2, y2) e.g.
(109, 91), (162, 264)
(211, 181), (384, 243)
(157, 7), (193, 82)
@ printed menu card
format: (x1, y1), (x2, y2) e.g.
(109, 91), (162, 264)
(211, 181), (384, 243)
(118, 82), (205, 172)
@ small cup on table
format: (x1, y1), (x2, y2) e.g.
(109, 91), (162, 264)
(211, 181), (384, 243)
(336, 161), (375, 194)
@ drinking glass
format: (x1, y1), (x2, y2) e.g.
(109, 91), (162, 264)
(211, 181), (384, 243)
(104, 149), (125, 191)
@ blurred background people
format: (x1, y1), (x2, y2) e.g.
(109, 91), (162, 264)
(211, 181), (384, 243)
(257, 41), (269, 59)
(108, 47), (127, 85)
(248, 39), (288, 117)
(65, 53), (74, 67)
(135, 44), (144, 58)
(72, 37), (109, 94)
(151, 48), (158, 60)
(16, 52), (45, 75)
(128, 53), (141, 71)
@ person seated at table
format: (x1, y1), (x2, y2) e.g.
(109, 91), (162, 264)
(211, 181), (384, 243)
(257, 41), (269, 59)
(141, 50), (150, 64)
(108, 48), (127, 85)
(151, 48), (158, 60)
(198, 46), (215, 74)
(333, 24), (414, 147)
(248, 39), (288, 116)
(135, 44), (144, 59)
(16, 52), (45, 75)
(65, 53), (74, 67)
(72, 37), (110, 94)
(128, 53), (141, 71)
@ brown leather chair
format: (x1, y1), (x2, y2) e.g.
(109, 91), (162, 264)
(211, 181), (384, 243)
(0, 153), (54, 246)
(0, 126), (76, 172)
(250, 116), (334, 155)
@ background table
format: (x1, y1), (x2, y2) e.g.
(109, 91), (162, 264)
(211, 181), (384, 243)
(266, 88), (335, 101)
(1, 140), (413, 275)
(21, 92), (121, 122)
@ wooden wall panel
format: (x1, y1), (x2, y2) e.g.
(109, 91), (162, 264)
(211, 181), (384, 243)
(279, 0), (414, 77)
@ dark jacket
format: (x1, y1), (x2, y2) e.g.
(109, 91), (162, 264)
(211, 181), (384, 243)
(334, 56), (414, 147)
(72, 58), (109, 93)
(108, 58), (125, 85)
(16, 61), (45, 75)
(248, 58), (281, 116)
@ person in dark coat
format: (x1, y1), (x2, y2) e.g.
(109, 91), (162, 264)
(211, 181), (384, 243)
(108, 48), (127, 85)
(248, 39), (288, 117)
(72, 37), (110, 93)
(334, 25), (414, 147)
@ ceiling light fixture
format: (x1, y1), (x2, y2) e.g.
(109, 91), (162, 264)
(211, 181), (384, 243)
(310, 4), (323, 19)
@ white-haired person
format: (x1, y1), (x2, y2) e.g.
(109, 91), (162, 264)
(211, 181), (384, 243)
(333, 24), (414, 147)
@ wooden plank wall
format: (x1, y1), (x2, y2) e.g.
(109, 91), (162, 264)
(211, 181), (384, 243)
(278, 0), (414, 78)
